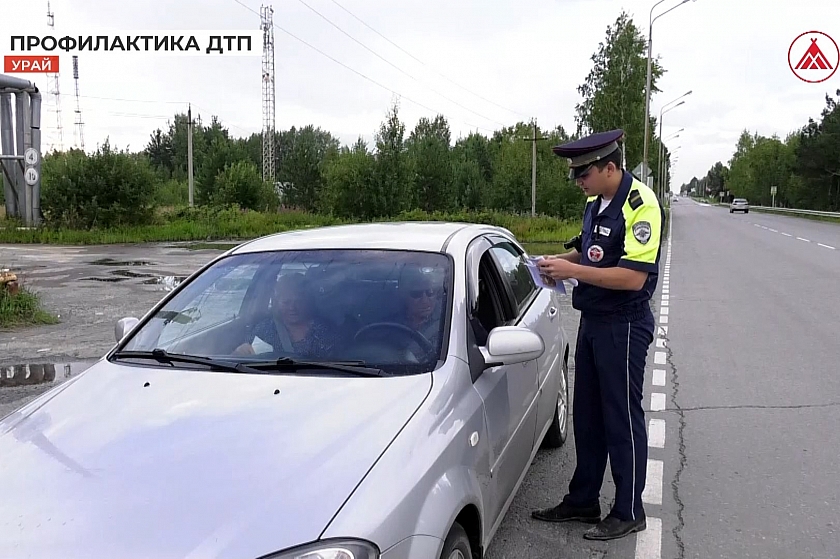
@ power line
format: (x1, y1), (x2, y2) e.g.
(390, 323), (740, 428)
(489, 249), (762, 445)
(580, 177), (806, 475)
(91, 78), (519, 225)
(49, 93), (256, 136)
(294, 0), (507, 128)
(326, 0), (530, 121)
(231, 0), (496, 134)
(79, 94), (186, 104)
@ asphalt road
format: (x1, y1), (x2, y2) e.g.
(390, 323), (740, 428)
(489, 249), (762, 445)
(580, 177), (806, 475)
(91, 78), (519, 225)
(656, 200), (840, 559)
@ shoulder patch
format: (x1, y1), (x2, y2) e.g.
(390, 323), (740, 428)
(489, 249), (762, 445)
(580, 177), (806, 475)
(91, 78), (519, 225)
(628, 189), (644, 210)
(633, 221), (652, 244)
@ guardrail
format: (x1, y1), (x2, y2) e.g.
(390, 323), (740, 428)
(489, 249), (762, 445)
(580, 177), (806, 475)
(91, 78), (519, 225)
(687, 198), (840, 218)
(749, 206), (840, 218)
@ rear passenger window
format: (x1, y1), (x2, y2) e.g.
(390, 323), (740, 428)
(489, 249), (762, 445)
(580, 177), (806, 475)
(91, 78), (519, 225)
(489, 242), (537, 311)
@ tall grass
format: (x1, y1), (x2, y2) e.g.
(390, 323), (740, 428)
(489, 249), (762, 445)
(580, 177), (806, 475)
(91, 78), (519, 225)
(0, 287), (59, 329)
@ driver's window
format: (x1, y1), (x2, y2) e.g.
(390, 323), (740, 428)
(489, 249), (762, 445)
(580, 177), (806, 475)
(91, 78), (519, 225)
(470, 253), (509, 346)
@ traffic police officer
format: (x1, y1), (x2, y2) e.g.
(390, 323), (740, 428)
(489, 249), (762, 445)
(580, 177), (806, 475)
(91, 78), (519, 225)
(531, 129), (664, 541)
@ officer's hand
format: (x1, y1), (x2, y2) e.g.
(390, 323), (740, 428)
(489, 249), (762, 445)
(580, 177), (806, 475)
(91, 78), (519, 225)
(537, 257), (577, 280)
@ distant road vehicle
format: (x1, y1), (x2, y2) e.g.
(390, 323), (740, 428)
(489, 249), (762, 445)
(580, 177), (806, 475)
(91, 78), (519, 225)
(730, 198), (750, 213)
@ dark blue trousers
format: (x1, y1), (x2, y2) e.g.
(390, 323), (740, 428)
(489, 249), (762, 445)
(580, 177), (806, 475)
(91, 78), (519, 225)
(563, 312), (654, 521)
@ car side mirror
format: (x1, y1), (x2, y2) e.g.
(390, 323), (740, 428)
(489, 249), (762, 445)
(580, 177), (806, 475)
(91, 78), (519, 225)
(115, 317), (140, 343)
(481, 326), (545, 369)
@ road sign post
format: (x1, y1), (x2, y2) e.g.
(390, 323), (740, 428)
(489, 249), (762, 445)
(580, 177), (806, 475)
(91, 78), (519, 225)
(771, 185), (777, 207)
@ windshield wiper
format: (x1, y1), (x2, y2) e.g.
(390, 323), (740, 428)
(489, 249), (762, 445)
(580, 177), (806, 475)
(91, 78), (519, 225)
(112, 348), (264, 375)
(244, 357), (389, 377)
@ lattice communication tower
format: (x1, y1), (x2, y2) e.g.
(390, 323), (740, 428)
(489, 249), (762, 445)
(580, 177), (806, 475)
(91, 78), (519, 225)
(72, 55), (85, 151)
(46, 0), (64, 151)
(260, 5), (276, 185)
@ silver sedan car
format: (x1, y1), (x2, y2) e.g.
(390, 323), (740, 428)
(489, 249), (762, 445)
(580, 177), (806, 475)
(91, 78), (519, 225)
(0, 222), (571, 559)
(729, 198), (750, 213)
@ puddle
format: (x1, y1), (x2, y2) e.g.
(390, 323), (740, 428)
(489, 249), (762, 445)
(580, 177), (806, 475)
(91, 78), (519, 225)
(80, 276), (129, 283)
(0, 361), (96, 387)
(90, 258), (153, 266)
(166, 241), (238, 252)
(142, 276), (186, 291)
(110, 269), (156, 279)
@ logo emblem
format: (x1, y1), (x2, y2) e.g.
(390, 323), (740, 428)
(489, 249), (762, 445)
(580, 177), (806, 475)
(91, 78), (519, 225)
(587, 245), (604, 263)
(788, 31), (839, 83)
(633, 221), (652, 244)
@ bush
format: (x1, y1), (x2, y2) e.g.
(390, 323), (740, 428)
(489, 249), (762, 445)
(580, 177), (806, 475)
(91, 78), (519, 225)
(40, 141), (158, 229)
(211, 160), (278, 211)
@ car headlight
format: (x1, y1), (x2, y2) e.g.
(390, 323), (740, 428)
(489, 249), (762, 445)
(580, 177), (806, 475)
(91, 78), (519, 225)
(260, 539), (380, 559)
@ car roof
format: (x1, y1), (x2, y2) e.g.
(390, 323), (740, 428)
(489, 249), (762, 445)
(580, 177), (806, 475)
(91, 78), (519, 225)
(227, 221), (515, 254)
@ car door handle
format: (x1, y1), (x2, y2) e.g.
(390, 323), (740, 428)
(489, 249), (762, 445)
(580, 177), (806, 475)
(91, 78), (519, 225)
(549, 307), (558, 317)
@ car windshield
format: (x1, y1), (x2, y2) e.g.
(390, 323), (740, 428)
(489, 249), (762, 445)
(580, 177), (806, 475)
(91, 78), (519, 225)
(116, 249), (453, 376)
(734, 199), (747, 203)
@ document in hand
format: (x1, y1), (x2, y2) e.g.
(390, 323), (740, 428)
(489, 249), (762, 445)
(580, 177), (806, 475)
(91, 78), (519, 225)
(523, 256), (579, 295)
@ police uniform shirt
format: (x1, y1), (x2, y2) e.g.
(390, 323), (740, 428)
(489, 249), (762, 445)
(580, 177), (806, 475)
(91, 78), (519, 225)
(572, 170), (664, 321)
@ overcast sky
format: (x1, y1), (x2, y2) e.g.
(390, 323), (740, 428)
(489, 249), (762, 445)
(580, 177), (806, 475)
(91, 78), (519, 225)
(2, 0), (839, 188)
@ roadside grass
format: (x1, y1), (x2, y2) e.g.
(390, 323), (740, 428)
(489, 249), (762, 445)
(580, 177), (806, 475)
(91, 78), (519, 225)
(0, 287), (59, 329)
(0, 207), (583, 246)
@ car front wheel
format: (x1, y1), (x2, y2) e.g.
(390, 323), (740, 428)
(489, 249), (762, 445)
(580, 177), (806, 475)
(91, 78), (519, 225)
(440, 522), (472, 559)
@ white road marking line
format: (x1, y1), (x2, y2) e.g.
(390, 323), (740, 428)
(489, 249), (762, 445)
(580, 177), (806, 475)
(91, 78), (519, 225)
(642, 459), (664, 505)
(652, 369), (666, 386)
(663, 289), (669, 294)
(635, 517), (663, 559)
(661, 300), (669, 307)
(662, 294), (669, 301)
(781, 232), (792, 237)
(797, 237), (810, 242)
(649, 419), (666, 448)
(769, 228), (778, 233)
(818, 243), (836, 250)
(660, 307), (669, 315)
(753, 223), (761, 227)
(656, 338), (667, 348)
(654, 351), (666, 364)
(660, 315), (669, 324)
(657, 326), (668, 336)
(650, 392), (666, 411)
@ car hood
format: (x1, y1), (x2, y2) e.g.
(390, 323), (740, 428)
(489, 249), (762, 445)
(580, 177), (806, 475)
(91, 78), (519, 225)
(0, 360), (432, 559)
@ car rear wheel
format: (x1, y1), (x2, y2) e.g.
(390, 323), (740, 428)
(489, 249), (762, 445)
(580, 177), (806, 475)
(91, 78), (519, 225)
(542, 357), (569, 448)
(440, 522), (472, 559)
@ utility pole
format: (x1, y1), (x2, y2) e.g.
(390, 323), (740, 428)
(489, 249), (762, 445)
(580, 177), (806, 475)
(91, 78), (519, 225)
(187, 104), (194, 207)
(523, 119), (548, 217)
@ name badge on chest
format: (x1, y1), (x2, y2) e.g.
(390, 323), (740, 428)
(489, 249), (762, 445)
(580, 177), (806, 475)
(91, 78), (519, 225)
(597, 225), (611, 237)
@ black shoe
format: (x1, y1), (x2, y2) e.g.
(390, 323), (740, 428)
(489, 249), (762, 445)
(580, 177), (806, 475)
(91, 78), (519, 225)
(583, 515), (647, 540)
(531, 501), (601, 524)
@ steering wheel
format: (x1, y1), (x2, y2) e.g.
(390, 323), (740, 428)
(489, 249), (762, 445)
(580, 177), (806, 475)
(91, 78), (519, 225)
(353, 322), (435, 356)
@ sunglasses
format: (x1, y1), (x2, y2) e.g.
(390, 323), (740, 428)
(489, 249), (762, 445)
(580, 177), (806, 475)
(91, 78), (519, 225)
(409, 289), (438, 299)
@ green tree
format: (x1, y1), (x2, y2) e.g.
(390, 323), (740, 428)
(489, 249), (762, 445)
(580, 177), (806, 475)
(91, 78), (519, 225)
(276, 125), (340, 212)
(574, 10), (665, 175)
(406, 115), (453, 212)
(321, 138), (376, 218)
(372, 101), (413, 217)
(794, 90), (840, 211)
